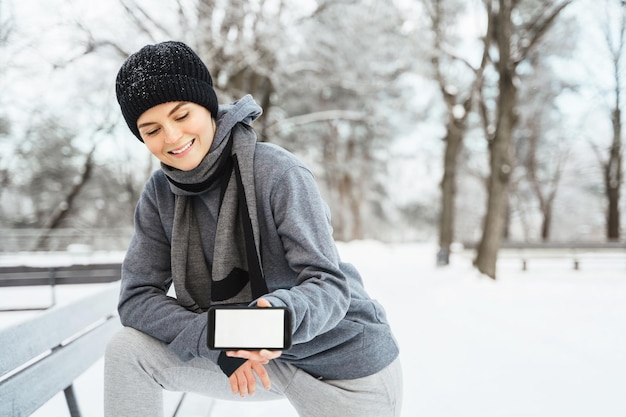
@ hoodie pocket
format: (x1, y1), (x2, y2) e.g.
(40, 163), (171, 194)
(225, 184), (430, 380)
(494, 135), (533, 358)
(282, 318), (365, 363)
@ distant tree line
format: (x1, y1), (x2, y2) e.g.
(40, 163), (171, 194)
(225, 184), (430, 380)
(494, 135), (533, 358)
(0, 0), (622, 278)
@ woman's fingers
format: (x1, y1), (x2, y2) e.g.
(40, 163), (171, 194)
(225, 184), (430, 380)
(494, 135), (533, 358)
(228, 360), (271, 397)
(251, 360), (272, 391)
(226, 349), (280, 362)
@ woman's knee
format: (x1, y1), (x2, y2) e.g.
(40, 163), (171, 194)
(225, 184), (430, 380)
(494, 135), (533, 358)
(105, 326), (153, 363)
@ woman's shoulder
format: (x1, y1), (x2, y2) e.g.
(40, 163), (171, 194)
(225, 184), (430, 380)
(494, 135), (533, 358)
(254, 142), (309, 174)
(144, 169), (170, 191)
(139, 169), (175, 207)
(253, 142), (320, 200)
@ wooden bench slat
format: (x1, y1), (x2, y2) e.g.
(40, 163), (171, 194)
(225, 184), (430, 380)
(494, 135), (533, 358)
(0, 283), (120, 376)
(0, 316), (120, 416)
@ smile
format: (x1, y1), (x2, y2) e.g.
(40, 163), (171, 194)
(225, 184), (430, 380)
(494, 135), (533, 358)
(169, 139), (195, 155)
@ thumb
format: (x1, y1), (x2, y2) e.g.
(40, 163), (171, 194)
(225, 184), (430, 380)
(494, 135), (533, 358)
(256, 298), (272, 308)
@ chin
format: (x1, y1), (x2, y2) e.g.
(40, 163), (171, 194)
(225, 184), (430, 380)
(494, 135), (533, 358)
(182, 158), (205, 171)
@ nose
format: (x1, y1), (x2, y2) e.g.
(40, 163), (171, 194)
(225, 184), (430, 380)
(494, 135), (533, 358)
(163, 123), (183, 144)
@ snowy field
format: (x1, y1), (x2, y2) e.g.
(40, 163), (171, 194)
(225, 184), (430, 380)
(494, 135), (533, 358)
(1, 241), (625, 417)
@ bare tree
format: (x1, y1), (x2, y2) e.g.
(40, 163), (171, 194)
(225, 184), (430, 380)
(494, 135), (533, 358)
(0, 0), (14, 204)
(518, 116), (568, 241)
(474, 0), (572, 278)
(423, 0), (491, 264)
(598, 0), (624, 240)
(33, 144), (97, 250)
(270, 0), (412, 241)
(513, 21), (576, 242)
(190, 0), (291, 140)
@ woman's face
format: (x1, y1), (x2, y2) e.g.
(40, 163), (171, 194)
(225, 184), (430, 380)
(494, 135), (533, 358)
(137, 101), (215, 171)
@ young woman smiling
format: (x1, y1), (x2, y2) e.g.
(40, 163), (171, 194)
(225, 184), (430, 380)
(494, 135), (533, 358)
(105, 41), (403, 417)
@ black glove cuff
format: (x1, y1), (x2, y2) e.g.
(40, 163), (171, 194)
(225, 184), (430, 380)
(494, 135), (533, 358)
(217, 351), (247, 377)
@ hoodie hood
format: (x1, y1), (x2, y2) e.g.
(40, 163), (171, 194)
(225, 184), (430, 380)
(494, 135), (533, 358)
(210, 94), (263, 153)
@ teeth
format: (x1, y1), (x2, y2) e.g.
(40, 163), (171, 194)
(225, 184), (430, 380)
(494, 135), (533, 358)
(170, 140), (193, 154)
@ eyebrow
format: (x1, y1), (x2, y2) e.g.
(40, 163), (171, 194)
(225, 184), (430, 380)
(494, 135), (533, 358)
(137, 102), (188, 128)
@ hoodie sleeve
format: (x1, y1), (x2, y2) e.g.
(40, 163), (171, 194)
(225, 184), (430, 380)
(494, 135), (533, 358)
(118, 175), (221, 365)
(261, 162), (352, 345)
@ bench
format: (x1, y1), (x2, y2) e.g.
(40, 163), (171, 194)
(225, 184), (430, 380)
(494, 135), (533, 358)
(0, 263), (122, 311)
(0, 283), (121, 417)
(462, 241), (626, 271)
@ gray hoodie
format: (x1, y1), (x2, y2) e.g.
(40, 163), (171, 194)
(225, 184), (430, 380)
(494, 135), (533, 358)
(119, 95), (399, 380)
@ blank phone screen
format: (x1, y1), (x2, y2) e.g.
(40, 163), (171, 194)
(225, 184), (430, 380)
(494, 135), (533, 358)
(213, 308), (286, 349)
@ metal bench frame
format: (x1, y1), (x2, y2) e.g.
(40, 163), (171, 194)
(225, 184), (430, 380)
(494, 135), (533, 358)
(0, 284), (121, 417)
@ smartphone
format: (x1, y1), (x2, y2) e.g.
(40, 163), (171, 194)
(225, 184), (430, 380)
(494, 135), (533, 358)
(207, 306), (292, 350)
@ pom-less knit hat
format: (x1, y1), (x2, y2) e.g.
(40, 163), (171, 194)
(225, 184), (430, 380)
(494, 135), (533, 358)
(115, 41), (218, 141)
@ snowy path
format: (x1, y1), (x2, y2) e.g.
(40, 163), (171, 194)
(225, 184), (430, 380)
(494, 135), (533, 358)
(1, 242), (625, 417)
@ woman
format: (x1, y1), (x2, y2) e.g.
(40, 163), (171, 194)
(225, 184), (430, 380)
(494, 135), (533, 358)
(105, 41), (402, 417)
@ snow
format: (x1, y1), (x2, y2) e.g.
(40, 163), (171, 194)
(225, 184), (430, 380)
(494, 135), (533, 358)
(1, 241), (625, 417)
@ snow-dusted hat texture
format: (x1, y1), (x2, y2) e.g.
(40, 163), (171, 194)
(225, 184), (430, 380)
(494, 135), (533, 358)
(115, 41), (218, 141)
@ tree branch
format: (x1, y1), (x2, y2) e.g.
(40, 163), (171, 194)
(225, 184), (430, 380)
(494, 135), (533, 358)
(33, 144), (98, 250)
(516, 1), (573, 64)
(267, 110), (365, 135)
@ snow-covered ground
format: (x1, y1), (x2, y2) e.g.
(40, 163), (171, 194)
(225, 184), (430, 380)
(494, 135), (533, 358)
(1, 241), (625, 417)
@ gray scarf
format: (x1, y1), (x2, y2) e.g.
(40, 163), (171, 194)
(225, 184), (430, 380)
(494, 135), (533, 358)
(163, 122), (267, 313)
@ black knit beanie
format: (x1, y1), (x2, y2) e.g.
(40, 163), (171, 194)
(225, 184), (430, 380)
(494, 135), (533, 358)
(115, 41), (218, 141)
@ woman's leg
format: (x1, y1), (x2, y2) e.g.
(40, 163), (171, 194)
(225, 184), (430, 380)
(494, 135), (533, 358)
(104, 327), (285, 417)
(104, 327), (402, 417)
(275, 359), (403, 417)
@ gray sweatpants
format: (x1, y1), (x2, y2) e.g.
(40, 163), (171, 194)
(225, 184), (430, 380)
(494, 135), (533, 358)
(104, 327), (402, 417)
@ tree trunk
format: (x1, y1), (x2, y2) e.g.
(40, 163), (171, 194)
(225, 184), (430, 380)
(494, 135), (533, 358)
(474, 0), (516, 278)
(438, 122), (463, 265)
(606, 103), (622, 240)
(345, 138), (363, 240)
(541, 208), (551, 241)
(604, 0), (625, 241)
(474, 0), (572, 276)
(474, 116), (513, 278)
(429, 0), (490, 266)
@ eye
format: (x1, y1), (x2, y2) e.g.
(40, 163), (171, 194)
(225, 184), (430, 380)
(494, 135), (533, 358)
(144, 127), (161, 136)
(175, 112), (189, 122)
